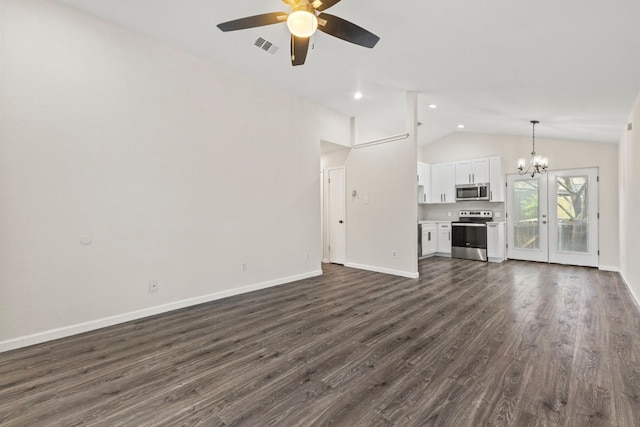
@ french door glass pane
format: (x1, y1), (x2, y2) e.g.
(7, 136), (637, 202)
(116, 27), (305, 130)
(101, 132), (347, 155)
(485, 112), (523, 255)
(514, 180), (539, 249)
(556, 176), (588, 253)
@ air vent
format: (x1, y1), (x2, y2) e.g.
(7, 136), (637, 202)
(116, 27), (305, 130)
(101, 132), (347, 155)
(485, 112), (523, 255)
(628, 122), (633, 132)
(254, 37), (279, 55)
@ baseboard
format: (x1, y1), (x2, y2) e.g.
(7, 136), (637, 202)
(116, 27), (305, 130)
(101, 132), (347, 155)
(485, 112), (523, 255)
(344, 262), (419, 279)
(598, 265), (620, 272)
(0, 270), (323, 354)
(619, 271), (640, 312)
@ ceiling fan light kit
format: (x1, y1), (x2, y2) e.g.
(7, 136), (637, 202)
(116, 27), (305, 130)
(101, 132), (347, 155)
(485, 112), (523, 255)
(216, 0), (380, 66)
(287, 6), (318, 38)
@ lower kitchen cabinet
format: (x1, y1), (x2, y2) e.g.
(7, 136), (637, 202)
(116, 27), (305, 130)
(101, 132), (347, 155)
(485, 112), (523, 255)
(421, 222), (437, 257)
(487, 222), (506, 262)
(437, 222), (452, 254)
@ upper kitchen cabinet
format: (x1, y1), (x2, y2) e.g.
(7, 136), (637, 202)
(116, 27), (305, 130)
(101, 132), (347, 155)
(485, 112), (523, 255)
(417, 161), (429, 187)
(417, 162), (432, 204)
(455, 158), (490, 185)
(489, 156), (505, 202)
(431, 162), (456, 204)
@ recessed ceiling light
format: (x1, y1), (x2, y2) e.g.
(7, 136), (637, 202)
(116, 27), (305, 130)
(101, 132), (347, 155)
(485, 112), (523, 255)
(354, 92), (363, 100)
(428, 104), (438, 109)
(457, 124), (465, 129)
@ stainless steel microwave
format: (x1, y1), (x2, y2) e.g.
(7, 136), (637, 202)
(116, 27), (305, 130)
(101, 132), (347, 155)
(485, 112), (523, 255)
(455, 183), (490, 201)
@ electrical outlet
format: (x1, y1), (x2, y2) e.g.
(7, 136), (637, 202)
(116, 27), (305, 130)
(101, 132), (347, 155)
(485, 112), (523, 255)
(447, 212), (452, 217)
(392, 250), (397, 258)
(305, 253), (309, 261)
(495, 212), (502, 218)
(241, 262), (248, 272)
(149, 280), (159, 293)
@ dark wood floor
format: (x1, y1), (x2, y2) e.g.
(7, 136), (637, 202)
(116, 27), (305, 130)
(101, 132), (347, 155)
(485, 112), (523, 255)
(1, 258), (640, 426)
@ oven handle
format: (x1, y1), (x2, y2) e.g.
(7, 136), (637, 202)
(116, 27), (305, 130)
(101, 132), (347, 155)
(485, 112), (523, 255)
(451, 223), (487, 227)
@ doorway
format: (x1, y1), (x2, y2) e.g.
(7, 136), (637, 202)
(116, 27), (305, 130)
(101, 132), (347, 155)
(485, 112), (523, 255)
(506, 167), (599, 267)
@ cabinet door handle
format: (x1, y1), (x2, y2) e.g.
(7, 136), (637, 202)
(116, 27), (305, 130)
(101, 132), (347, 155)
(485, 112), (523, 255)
(490, 190), (493, 201)
(428, 232), (431, 241)
(448, 232), (451, 241)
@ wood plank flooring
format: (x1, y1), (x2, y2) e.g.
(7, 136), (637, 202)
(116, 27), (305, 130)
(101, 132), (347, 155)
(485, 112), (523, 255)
(2, 258), (640, 426)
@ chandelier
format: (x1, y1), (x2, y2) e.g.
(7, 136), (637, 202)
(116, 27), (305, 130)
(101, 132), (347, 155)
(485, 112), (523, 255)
(517, 120), (548, 177)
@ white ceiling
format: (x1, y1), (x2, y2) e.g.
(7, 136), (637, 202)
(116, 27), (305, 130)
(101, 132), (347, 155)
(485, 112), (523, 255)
(56, 0), (640, 145)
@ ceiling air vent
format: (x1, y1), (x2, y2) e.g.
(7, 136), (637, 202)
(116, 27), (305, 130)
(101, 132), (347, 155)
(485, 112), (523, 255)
(254, 37), (279, 55)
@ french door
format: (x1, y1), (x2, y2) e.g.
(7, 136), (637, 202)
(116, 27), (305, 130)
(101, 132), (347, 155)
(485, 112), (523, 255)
(507, 168), (598, 267)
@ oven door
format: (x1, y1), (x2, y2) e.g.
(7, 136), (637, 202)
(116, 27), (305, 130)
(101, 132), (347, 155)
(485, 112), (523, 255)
(451, 223), (488, 261)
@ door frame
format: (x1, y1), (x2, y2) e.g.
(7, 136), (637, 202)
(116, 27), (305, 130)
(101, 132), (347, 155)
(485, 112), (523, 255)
(506, 167), (599, 267)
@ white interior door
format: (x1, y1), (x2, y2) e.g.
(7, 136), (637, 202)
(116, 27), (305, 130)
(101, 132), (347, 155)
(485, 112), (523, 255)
(507, 168), (599, 267)
(548, 168), (599, 267)
(328, 167), (346, 264)
(507, 173), (549, 262)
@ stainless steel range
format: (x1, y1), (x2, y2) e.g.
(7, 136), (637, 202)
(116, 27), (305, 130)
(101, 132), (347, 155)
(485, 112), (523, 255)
(451, 210), (493, 262)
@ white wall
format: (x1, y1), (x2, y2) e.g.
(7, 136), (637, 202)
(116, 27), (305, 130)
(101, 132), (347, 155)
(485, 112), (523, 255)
(344, 94), (419, 278)
(619, 92), (640, 304)
(0, 0), (351, 351)
(420, 132), (619, 269)
(319, 105), (419, 278)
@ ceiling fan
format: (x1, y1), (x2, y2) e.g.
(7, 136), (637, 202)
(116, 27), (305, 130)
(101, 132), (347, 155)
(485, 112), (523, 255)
(217, 0), (380, 66)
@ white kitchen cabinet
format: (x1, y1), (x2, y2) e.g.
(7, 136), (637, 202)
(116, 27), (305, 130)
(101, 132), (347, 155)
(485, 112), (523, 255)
(487, 222), (506, 262)
(437, 222), (452, 254)
(489, 156), (505, 202)
(431, 162), (455, 204)
(455, 158), (490, 185)
(417, 161), (428, 186)
(421, 222), (437, 256)
(417, 162), (431, 204)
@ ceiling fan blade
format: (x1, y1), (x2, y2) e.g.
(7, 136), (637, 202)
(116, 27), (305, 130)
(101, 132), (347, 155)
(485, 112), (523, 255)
(312, 0), (342, 12)
(317, 13), (380, 48)
(291, 35), (310, 66)
(217, 12), (287, 32)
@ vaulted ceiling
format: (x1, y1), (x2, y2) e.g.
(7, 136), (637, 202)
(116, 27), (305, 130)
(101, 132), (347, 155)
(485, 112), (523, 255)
(56, 0), (640, 145)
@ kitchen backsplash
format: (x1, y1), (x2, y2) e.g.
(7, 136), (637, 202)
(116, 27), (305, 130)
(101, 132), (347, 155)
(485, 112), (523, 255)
(419, 201), (505, 221)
